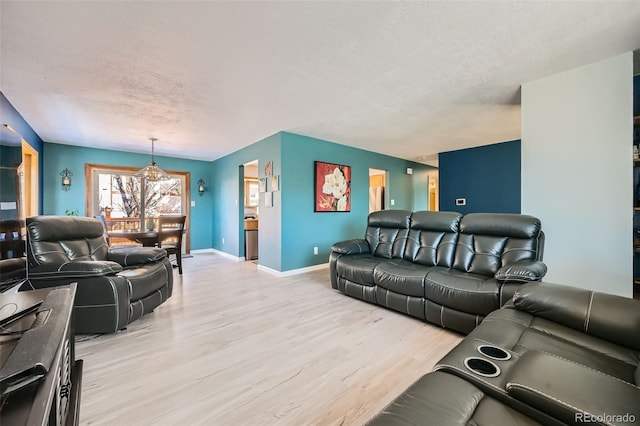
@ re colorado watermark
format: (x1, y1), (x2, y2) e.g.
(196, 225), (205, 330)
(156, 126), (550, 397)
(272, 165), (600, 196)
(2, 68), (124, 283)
(575, 412), (636, 424)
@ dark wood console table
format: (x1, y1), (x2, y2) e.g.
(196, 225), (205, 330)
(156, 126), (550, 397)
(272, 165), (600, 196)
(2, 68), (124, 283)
(0, 284), (83, 426)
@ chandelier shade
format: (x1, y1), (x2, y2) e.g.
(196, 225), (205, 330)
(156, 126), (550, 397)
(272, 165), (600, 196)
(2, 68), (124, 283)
(135, 138), (171, 182)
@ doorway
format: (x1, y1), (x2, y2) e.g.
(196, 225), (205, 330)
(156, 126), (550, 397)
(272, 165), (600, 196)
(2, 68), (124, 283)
(369, 168), (386, 213)
(243, 160), (259, 260)
(427, 171), (439, 211)
(21, 140), (39, 217)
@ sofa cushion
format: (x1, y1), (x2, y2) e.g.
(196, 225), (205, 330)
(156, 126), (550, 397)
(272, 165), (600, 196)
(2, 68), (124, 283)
(453, 234), (507, 276)
(366, 371), (543, 426)
(373, 259), (428, 297)
(453, 213), (544, 276)
(365, 210), (411, 259)
(335, 254), (380, 286)
(404, 211), (461, 268)
(424, 268), (500, 315)
(367, 228), (409, 259)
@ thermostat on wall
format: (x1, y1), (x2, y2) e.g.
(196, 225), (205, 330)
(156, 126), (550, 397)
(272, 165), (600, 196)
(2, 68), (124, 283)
(455, 198), (466, 206)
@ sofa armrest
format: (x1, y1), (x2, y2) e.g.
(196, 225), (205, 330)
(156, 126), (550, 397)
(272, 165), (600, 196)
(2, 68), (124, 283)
(506, 351), (640, 425)
(28, 260), (123, 279)
(108, 247), (167, 267)
(331, 239), (370, 255)
(495, 260), (547, 283)
(513, 282), (640, 351)
(0, 257), (27, 284)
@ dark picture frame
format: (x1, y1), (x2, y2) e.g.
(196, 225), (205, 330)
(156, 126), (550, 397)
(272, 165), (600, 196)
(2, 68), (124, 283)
(314, 161), (351, 212)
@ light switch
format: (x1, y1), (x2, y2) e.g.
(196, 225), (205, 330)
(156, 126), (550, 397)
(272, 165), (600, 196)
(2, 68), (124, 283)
(191, 200), (196, 207)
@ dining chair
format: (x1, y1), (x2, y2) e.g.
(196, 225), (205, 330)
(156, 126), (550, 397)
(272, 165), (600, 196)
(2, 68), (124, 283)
(156, 215), (186, 274)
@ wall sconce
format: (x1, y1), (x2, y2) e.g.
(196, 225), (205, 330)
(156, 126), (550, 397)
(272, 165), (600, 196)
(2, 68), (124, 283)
(197, 179), (205, 196)
(60, 168), (73, 191)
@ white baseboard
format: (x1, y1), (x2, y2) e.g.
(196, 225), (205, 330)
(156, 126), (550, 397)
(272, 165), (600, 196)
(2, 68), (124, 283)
(196, 248), (244, 261)
(257, 262), (329, 277)
(189, 249), (329, 275)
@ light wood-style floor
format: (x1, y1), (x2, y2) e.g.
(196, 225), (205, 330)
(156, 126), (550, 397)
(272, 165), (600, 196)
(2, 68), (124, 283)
(76, 252), (462, 425)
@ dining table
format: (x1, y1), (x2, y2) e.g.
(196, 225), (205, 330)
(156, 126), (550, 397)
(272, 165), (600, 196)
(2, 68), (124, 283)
(106, 229), (158, 247)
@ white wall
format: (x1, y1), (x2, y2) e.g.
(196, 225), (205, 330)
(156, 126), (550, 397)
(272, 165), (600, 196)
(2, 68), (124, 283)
(521, 52), (634, 297)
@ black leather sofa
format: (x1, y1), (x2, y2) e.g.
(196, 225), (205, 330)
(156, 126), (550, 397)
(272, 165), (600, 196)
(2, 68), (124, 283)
(22, 215), (173, 334)
(330, 210), (547, 333)
(367, 282), (640, 425)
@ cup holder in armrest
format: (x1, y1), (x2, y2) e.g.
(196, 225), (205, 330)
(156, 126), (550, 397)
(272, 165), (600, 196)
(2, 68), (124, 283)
(477, 344), (511, 361)
(464, 357), (501, 378)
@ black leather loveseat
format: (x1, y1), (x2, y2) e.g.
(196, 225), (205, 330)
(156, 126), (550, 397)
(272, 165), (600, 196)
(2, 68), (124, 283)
(22, 215), (173, 334)
(330, 210), (546, 333)
(367, 282), (640, 425)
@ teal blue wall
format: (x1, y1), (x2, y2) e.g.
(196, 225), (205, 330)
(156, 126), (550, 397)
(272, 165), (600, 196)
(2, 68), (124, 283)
(211, 131), (436, 272)
(42, 142), (213, 250)
(211, 133), (282, 269)
(280, 132), (435, 271)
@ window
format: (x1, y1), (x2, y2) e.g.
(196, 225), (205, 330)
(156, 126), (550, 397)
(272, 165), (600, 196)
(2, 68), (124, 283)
(244, 179), (259, 207)
(85, 164), (190, 249)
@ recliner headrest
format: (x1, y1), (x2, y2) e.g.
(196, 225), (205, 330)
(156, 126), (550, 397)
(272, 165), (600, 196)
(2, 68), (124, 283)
(27, 215), (105, 242)
(410, 211), (462, 232)
(368, 210), (411, 229)
(459, 213), (542, 238)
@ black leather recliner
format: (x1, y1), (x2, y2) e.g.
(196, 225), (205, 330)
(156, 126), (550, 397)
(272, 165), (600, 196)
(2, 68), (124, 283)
(23, 215), (173, 334)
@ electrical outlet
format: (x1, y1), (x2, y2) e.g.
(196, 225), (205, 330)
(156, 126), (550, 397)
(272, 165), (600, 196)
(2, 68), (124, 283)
(390, 199), (395, 206)
(191, 200), (195, 207)
(313, 246), (318, 255)
(456, 198), (466, 206)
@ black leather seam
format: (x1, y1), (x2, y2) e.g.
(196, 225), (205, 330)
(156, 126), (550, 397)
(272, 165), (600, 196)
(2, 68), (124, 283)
(584, 291), (594, 333)
(425, 277), (497, 294)
(74, 303), (116, 308)
(107, 276), (120, 330)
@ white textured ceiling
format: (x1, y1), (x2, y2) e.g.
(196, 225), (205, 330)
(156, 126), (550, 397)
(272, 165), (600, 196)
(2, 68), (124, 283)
(1, 1), (640, 164)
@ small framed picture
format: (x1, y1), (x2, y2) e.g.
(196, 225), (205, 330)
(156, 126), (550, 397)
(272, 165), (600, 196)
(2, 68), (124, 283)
(264, 192), (273, 208)
(264, 161), (273, 176)
(259, 178), (267, 193)
(271, 175), (280, 192)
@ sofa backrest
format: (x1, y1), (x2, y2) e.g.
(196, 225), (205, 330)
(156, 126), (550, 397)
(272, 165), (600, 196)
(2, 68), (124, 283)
(365, 210), (411, 259)
(26, 215), (109, 270)
(404, 211), (462, 267)
(453, 213), (544, 276)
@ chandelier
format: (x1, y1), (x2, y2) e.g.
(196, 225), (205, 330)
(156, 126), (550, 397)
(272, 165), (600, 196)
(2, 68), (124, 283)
(135, 137), (170, 182)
